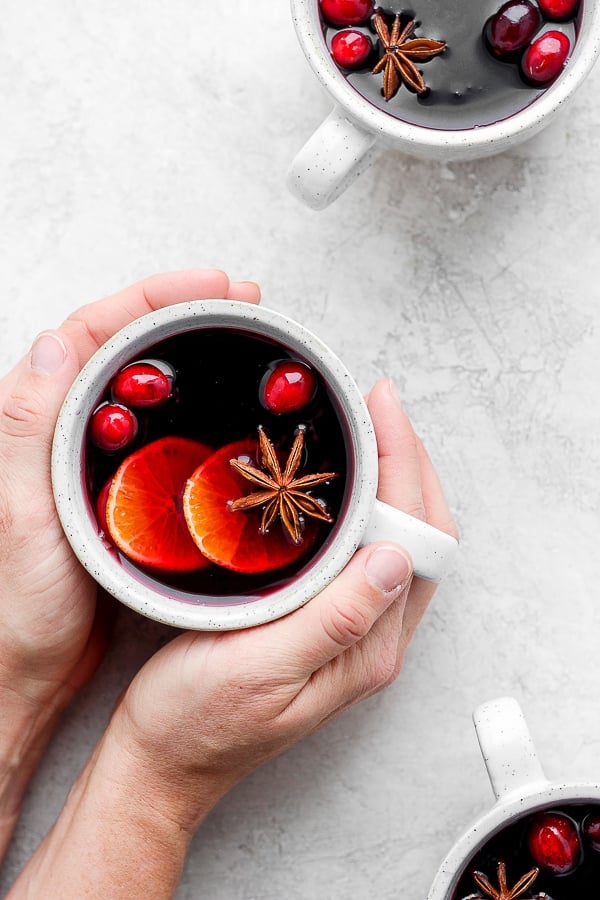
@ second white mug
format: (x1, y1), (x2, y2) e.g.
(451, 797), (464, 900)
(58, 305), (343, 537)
(428, 696), (600, 899)
(288, 0), (600, 209)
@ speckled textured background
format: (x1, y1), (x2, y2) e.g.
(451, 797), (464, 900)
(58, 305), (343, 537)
(1, 2), (600, 898)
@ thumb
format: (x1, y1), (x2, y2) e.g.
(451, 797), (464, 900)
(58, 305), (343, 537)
(267, 543), (413, 677)
(0, 331), (80, 469)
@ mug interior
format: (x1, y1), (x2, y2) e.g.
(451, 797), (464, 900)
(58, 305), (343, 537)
(429, 782), (600, 899)
(51, 301), (378, 630)
(292, 0), (600, 154)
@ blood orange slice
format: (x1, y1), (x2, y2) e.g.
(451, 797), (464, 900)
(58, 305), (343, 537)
(183, 439), (319, 574)
(104, 436), (212, 571)
(96, 477), (112, 538)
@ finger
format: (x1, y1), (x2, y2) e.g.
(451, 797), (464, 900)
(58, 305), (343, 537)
(261, 543), (412, 680)
(58, 269), (249, 367)
(366, 379), (425, 521)
(0, 331), (83, 473)
(281, 582), (409, 731)
(226, 280), (261, 303)
(398, 435), (460, 645)
(0, 270), (261, 478)
(65, 590), (119, 694)
(415, 435), (459, 540)
(367, 380), (459, 654)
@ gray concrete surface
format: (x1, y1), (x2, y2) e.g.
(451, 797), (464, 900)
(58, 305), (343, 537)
(1, 2), (600, 898)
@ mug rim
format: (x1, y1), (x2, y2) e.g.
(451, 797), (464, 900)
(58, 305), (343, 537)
(51, 300), (378, 630)
(428, 780), (600, 898)
(290, 0), (600, 153)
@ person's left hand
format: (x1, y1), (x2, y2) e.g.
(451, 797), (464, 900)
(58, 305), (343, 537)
(0, 270), (260, 852)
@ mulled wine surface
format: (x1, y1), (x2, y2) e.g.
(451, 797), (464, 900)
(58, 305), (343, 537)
(452, 802), (600, 899)
(85, 328), (349, 604)
(320, 1), (581, 130)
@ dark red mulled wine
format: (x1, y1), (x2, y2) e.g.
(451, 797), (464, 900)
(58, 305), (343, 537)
(452, 803), (600, 899)
(320, 1), (581, 130)
(85, 328), (349, 604)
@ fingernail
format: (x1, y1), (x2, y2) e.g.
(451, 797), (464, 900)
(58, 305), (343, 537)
(364, 546), (412, 594)
(30, 332), (67, 375)
(228, 281), (261, 303)
(387, 378), (402, 407)
(230, 279), (260, 294)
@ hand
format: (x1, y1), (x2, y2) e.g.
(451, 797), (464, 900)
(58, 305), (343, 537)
(7, 379), (457, 899)
(112, 380), (457, 810)
(0, 270), (260, 855)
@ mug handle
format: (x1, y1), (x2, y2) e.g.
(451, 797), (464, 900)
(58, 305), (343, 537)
(287, 106), (383, 210)
(473, 697), (549, 801)
(361, 498), (458, 583)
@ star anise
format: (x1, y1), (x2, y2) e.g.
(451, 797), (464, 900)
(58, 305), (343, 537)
(473, 859), (539, 900)
(229, 426), (338, 545)
(372, 10), (445, 100)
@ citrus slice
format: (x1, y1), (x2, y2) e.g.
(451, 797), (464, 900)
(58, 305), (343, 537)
(96, 477), (112, 537)
(183, 439), (319, 574)
(104, 436), (212, 572)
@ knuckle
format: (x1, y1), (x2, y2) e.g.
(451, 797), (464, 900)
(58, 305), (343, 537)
(63, 311), (106, 350)
(402, 498), (427, 522)
(359, 631), (405, 696)
(379, 647), (405, 690)
(0, 388), (46, 440)
(322, 595), (373, 648)
(368, 646), (399, 692)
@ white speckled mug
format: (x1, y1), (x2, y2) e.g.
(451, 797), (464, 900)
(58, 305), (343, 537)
(428, 696), (600, 899)
(288, 0), (600, 209)
(51, 301), (457, 631)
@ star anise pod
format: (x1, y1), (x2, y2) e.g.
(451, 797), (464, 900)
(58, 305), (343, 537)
(229, 426), (338, 545)
(473, 859), (539, 900)
(372, 10), (445, 100)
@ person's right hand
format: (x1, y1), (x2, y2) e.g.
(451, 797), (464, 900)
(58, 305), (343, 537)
(7, 379), (458, 899)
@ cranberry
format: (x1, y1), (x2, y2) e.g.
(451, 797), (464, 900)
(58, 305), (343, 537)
(260, 361), (317, 415)
(90, 402), (138, 452)
(538, 0), (579, 20)
(521, 30), (570, 83)
(111, 360), (173, 408)
(527, 811), (582, 875)
(331, 29), (373, 69)
(319, 0), (374, 27)
(583, 812), (600, 851)
(485, 1), (542, 59)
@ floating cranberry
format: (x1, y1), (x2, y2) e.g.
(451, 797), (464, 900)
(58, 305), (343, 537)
(260, 361), (317, 415)
(485, 0), (542, 59)
(319, 0), (374, 27)
(90, 403), (138, 452)
(538, 0), (579, 20)
(527, 811), (582, 875)
(521, 30), (570, 83)
(331, 29), (373, 69)
(583, 812), (600, 851)
(111, 360), (173, 408)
